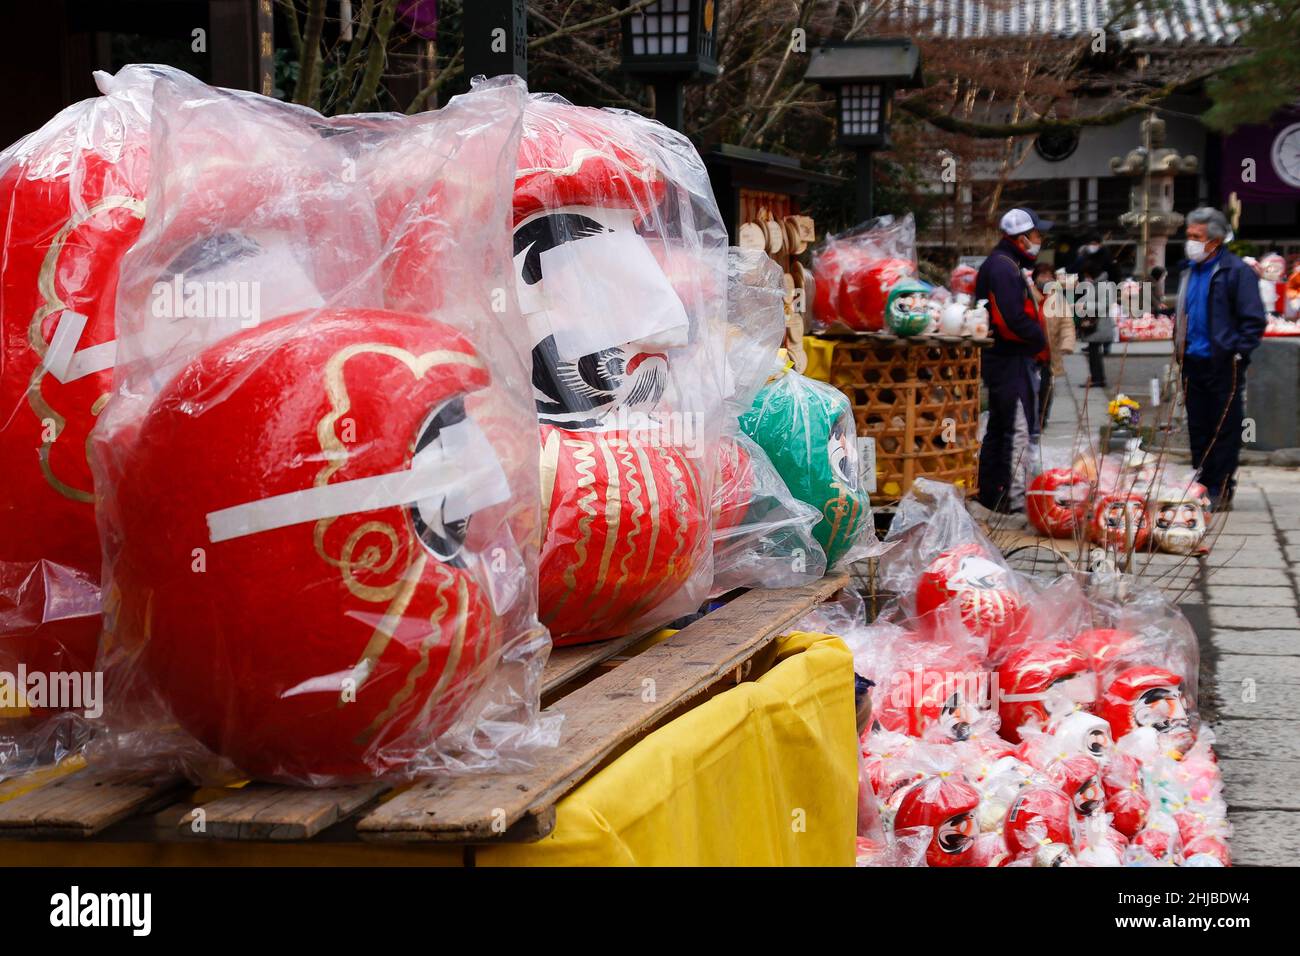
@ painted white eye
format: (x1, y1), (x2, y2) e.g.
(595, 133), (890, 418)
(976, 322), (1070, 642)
(408, 399), (510, 564)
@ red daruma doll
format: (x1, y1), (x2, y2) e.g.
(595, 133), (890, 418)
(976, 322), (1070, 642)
(813, 246), (914, 332)
(915, 542), (1026, 651)
(1026, 468), (1090, 539)
(512, 99), (718, 645)
(0, 68), (151, 729)
(109, 310), (515, 781)
(893, 773), (980, 867)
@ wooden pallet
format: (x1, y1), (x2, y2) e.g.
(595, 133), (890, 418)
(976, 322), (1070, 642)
(0, 574), (848, 857)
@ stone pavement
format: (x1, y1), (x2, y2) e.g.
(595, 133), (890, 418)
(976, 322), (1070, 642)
(1037, 350), (1300, 866)
(1198, 466), (1300, 867)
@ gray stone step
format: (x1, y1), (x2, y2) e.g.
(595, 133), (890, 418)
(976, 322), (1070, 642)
(1210, 605), (1300, 630)
(1214, 654), (1300, 686)
(1211, 629), (1300, 656)
(1202, 567), (1293, 587)
(1205, 586), (1297, 607)
(1211, 718), (1300, 762)
(1224, 810), (1300, 866)
(1220, 758), (1300, 811)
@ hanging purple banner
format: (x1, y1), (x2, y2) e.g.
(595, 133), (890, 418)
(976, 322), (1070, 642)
(398, 0), (439, 41)
(1219, 110), (1300, 203)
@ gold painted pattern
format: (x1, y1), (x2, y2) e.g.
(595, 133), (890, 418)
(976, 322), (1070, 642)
(306, 340), (484, 746)
(592, 435), (622, 595)
(338, 550), (427, 702)
(542, 437), (599, 625)
(358, 564), (465, 744)
(539, 427), (560, 527)
(516, 147), (657, 185)
(311, 342), (482, 603)
(589, 437), (643, 623)
(26, 194), (145, 503)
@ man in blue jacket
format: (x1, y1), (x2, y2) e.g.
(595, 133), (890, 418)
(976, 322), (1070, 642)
(1176, 207), (1266, 508)
(975, 208), (1051, 513)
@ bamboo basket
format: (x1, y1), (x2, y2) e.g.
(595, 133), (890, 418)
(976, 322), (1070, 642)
(827, 338), (981, 505)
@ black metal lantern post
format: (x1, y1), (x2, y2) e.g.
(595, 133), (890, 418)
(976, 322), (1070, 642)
(464, 0), (529, 81)
(620, 0), (719, 131)
(805, 39), (923, 221)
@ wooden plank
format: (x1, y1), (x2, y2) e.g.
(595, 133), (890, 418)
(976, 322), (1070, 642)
(541, 631), (652, 697)
(181, 782), (390, 841)
(0, 769), (182, 839)
(355, 574), (849, 843)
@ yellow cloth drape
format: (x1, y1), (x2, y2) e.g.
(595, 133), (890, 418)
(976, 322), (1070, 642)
(477, 630), (856, 866)
(0, 632), (856, 867)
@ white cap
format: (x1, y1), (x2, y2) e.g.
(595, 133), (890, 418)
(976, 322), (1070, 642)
(999, 207), (1054, 236)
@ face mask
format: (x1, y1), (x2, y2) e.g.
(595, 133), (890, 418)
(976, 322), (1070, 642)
(1022, 240), (1041, 258)
(1186, 239), (1207, 262)
(1083, 244), (1100, 254)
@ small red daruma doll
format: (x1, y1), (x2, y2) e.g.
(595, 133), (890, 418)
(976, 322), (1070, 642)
(1026, 468), (1090, 538)
(1073, 627), (1136, 672)
(916, 542), (1025, 649)
(1101, 752), (1149, 838)
(109, 309), (513, 781)
(996, 641), (1096, 742)
(1089, 492), (1151, 552)
(1046, 755), (1105, 822)
(1003, 784), (1077, 855)
(893, 773), (981, 867)
(1099, 665), (1195, 757)
(0, 74), (150, 714)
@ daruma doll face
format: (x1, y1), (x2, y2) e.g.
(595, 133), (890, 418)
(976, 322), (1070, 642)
(111, 309), (512, 780)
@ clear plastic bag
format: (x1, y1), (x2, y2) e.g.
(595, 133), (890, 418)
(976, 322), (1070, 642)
(0, 66), (157, 777)
(879, 477), (1029, 655)
(722, 247), (786, 422)
(738, 367), (876, 568)
(811, 214), (917, 332)
(90, 69), (554, 785)
(706, 249), (828, 593)
(711, 434), (826, 594)
(512, 92), (728, 645)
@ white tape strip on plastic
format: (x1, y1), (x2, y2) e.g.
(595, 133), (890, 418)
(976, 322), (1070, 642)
(206, 453), (508, 545)
(43, 310), (118, 384)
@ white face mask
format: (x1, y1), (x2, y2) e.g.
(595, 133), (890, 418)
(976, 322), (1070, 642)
(1186, 239), (1207, 263)
(1023, 241), (1041, 258)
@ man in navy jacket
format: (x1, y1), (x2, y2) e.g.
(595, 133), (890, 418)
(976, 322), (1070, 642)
(975, 208), (1051, 513)
(1175, 207), (1266, 508)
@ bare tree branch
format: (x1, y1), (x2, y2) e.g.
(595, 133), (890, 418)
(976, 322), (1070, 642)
(293, 0), (327, 108)
(348, 0), (400, 113)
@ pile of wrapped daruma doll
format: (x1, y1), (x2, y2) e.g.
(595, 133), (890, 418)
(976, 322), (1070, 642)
(0, 67), (883, 787)
(797, 478), (1229, 867)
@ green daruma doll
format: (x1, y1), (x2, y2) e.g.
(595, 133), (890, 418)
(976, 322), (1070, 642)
(884, 278), (934, 337)
(738, 369), (871, 566)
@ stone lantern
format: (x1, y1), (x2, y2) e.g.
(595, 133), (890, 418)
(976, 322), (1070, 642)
(1110, 113), (1198, 274)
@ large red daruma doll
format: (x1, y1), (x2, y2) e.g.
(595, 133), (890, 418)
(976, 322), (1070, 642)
(110, 309), (508, 781)
(514, 101), (711, 645)
(0, 87), (149, 717)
